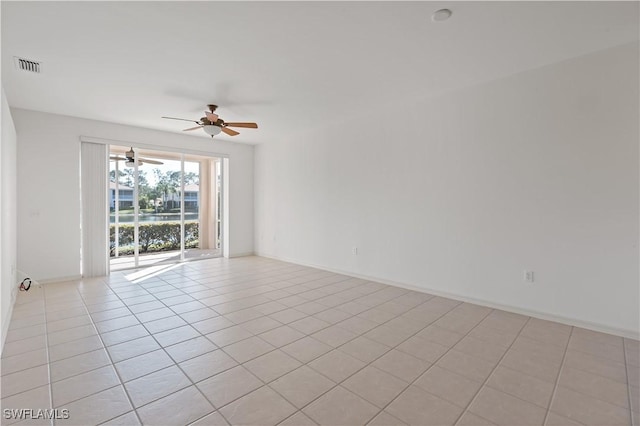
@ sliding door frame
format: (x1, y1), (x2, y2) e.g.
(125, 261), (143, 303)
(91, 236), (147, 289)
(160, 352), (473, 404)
(133, 150), (140, 268)
(81, 136), (229, 274)
(179, 153), (186, 262)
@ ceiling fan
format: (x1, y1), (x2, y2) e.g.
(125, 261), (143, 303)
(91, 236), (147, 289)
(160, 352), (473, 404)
(162, 104), (258, 137)
(110, 147), (164, 167)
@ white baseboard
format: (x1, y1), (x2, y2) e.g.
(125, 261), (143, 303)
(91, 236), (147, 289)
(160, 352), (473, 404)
(1, 285), (17, 355)
(229, 252), (255, 259)
(257, 251), (639, 340)
(38, 275), (82, 284)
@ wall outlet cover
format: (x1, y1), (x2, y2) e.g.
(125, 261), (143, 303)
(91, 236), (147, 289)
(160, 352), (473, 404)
(524, 270), (534, 283)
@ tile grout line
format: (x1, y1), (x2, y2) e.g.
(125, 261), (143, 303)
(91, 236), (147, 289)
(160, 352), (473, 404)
(623, 339), (635, 426)
(109, 268), (235, 408)
(3, 310), (72, 346)
(539, 334), (637, 422)
(43, 286), (302, 379)
(450, 316), (533, 425)
(212, 290), (511, 423)
(11, 279), (447, 423)
(42, 287), (54, 426)
(4, 313), (50, 334)
(353, 305), (496, 425)
(11, 259), (634, 426)
(188, 282), (438, 424)
(265, 296), (468, 424)
(541, 325), (574, 426)
(206, 284), (409, 424)
(199, 268), (374, 313)
(7, 270), (442, 416)
(207, 293), (410, 423)
(542, 343), (629, 382)
(146, 270), (258, 425)
(107, 266), (312, 421)
(0, 302), (47, 367)
(195, 276), (408, 366)
(109, 252), (223, 273)
(4, 291), (53, 424)
(540, 339), (634, 417)
(72, 277), (145, 426)
(0, 276), (323, 361)
(101, 274), (239, 425)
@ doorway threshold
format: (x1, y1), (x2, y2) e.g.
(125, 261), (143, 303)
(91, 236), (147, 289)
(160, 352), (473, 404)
(110, 248), (221, 272)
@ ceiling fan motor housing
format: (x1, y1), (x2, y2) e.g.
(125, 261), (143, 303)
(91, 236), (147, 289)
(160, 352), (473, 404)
(202, 117), (224, 127)
(162, 104), (256, 137)
(125, 147), (135, 160)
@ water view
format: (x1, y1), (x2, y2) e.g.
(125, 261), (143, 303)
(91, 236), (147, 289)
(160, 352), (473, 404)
(110, 213), (199, 223)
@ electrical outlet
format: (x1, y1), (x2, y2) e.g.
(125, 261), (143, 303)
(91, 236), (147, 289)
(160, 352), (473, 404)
(351, 247), (358, 255)
(524, 270), (534, 283)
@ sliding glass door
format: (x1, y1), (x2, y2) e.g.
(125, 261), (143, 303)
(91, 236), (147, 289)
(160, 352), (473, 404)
(109, 145), (222, 271)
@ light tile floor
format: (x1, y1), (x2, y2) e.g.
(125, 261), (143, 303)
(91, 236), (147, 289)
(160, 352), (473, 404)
(1, 256), (638, 426)
(110, 248), (222, 271)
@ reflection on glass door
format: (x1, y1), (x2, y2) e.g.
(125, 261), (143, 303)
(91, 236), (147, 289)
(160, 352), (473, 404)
(109, 146), (222, 271)
(183, 160), (200, 253)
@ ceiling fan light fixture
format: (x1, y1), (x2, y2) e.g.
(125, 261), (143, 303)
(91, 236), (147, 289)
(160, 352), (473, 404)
(203, 124), (222, 136)
(163, 106), (257, 138)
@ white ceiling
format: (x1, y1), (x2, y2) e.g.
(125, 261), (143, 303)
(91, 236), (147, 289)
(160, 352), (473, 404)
(2, 1), (638, 145)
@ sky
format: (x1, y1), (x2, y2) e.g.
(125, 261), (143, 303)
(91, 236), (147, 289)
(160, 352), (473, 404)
(111, 157), (200, 187)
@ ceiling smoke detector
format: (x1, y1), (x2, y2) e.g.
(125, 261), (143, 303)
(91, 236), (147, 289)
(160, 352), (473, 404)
(432, 9), (452, 22)
(14, 57), (42, 73)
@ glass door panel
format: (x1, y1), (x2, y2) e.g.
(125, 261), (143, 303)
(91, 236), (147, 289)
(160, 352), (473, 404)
(109, 145), (222, 271)
(109, 153), (136, 269)
(183, 160), (200, 252)
(136, 156), (183, 268)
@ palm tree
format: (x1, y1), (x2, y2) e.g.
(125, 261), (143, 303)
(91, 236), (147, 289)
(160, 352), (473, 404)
(153, 170), (182, 211)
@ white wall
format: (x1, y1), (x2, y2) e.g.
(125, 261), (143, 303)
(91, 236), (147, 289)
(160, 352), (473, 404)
(255, 43), (640, 336)
(1, 88), (18, 351)
(13, 109), (254, 281)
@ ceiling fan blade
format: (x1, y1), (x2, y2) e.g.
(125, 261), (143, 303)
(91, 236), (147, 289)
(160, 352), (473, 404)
(224, 122), (258, 129)
(139, 158), (164, 165)
(205, 112), (219, 122)
(183, 125), (203, 131)
(110, 156), (127, 161)
(162, 116), (200, 124)
(221, 127), (240, 136)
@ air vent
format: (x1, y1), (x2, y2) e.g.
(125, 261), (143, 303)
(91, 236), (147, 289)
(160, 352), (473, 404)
(14, 57), (41, 73)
